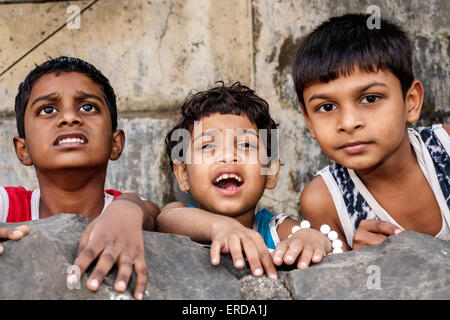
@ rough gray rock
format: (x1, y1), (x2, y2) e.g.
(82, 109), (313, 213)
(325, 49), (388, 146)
(0, 214), (243, 300)
(0, 215), (449, 300)
(287, 230), (450, 300)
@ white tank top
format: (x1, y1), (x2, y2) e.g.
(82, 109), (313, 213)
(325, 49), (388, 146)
(315, 125), (450, 248)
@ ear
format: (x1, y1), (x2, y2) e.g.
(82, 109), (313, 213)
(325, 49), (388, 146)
(405, 80), (424, 124)
(13, 136), (33, 166)
(265, 159), (280, 190)
(300, 104), (317, 139)
(173, 161), (190, 192)
(110, 129), (125, 161)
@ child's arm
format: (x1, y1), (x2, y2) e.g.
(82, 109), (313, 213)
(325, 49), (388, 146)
(299, 176), (351, 251)
(272, 217), (331, 269)
(157, 202), (278, 279)
(301, 176), (402, 250)
(70, 193), (160, 300)
(0, 224), (30, 255)
(443, 124), (450, 135)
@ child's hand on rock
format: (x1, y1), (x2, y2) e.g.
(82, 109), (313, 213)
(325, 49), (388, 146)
(0, 225), (30, 255)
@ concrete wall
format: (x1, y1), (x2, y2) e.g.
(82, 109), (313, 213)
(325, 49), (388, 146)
(0, 0), (448, 218)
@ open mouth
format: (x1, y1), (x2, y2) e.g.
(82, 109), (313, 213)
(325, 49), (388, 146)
(213, 173), (244, 191)
(53, 133), (88, 146)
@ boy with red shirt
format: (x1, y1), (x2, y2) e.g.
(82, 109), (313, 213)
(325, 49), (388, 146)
(0, 57), (160, 300)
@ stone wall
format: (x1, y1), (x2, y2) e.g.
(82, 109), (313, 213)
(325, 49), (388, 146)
(0, 0), (448, 218)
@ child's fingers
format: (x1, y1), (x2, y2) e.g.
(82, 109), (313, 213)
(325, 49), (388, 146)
(227, 235), (246, 269)
(132, 256), (148, 300)
(210, 240), (223, 266)
(353, 229), (387, 250)
(86, 247), (121, 291)
(113, 254), (134, 293)
(297, 245), (314, 269)
(0, 243), (3, 255)
(283, 240), (304, 265)
(273, 242), (288, 266)
(14, 225), (30, 237)
(72, 242), (104, 283)
(0, 225), (30, 241)
(311, 248), (325, 264)
(362, 220), (403, 236)
(258, 248), (278, 279)
(241, 238), (264, 277)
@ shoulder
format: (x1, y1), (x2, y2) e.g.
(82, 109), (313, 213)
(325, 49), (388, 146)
(300, 176), (333, 214)
(299, 176), (339, 227)
(161, 201), (187, 212)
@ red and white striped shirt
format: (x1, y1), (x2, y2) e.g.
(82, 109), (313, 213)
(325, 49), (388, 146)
(0, 186), (122, 223)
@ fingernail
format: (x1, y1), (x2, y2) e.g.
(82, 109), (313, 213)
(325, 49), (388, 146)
(0, 245), (3, 254)
(211, 257), (218, 265)
(117, 281), (126, 291)
(235, 260), (244, 268)
(13, 230), (23, 237)
(394, 229), (403, 235)
(254, 268), (263, 277)
(136, 293), (143, 300)
(269, 273), (278, 280)
(286, 255), (294, 262)
(274, 256), (282, 264)
(89, 279), (99, 290)
(299, 262), (307, 269)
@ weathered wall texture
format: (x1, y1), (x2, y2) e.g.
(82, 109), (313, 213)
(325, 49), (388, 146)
(0, 0), (449, 218)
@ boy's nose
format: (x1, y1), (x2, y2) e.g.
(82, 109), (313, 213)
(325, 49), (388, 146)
(337, 107), (364, 133)
(218, 145), (238, 164)
(57, 108), (84, 127)
(217, 137), (239, 164)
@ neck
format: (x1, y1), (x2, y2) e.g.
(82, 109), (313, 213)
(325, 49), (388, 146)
(354, 131), (417, 188)
(233, 205), (257, 229)
(35, 167), (108, 220)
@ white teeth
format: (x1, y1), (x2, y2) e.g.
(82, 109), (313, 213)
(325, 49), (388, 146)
(58, 138), (85, 145)
(214, 173), (242, 183)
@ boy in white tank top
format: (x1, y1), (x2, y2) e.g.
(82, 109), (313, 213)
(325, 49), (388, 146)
(292, 14), (449, 250)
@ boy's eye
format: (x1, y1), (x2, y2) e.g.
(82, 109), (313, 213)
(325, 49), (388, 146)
(38, 106), (57, 116)
(79, 103), (98, 113)
(361, 95), (380, 104)
(317, 103), (336, 113)
(201, 144), (215, 150)
(238, 142), (256, 149)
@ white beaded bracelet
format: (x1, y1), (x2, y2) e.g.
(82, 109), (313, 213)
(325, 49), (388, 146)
(320, 224), (343, 254)
(288, 221), (343, 254)
(288, 220), (310, 238)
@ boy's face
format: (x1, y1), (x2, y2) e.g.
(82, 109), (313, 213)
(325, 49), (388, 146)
(174, 113), (279, 218)
(301, 67), (422, 171)
(14, 71), (123, 171)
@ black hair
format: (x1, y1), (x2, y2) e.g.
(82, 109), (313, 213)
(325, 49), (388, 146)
(15, 56), (117, 138)
(165, 81), (279, 169)
(293, 13), (414, 108)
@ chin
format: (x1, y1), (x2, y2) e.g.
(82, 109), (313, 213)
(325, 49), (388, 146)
(211, 202), (248, 216)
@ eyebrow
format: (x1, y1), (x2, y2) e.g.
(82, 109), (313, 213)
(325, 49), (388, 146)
(30, 92), (60, 108)
(308, 81), (388, 103)
(75, 90), (105, 104)
(30, 90), (105, 109)
(193, 129), (220, 142)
